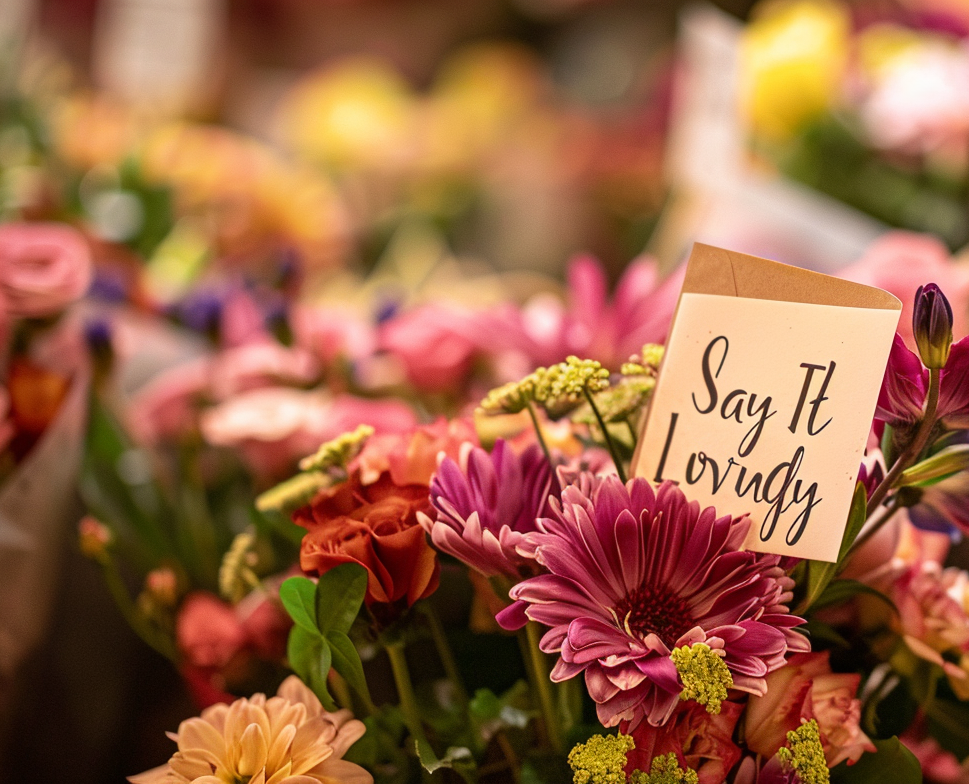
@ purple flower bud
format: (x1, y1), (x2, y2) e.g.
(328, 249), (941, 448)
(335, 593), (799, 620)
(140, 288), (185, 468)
(913, 283), (953, 369)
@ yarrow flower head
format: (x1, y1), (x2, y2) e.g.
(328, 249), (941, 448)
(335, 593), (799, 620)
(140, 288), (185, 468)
(568, 733), (635, 784)
(776, 720), (830, 784)
(299, 424), (375, 472)
(498, 476), (809, 729)
(478, 356), (609, 419)
(630, 752), (699, 784)
(420, 440), (553, 580)
(671, 643), (733, 715)
(128, 675), (372, 784)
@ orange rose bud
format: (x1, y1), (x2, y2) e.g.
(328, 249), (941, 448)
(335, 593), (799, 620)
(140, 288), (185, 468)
(295, 472), (439, 623)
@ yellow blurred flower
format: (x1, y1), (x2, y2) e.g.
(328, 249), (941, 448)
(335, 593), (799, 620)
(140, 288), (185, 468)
(277, 58), (417, 171)
(856, 23), (925, 78)
(740, 0), (851, 140)
(128, 675), (372, 784)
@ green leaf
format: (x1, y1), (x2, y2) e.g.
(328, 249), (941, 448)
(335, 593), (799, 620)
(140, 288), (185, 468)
(286, 626), (336, 711)
(811, 579), (897, 614)
(838, 482), (870, 563)
(315, 562), (368, 635)
(415, 737), (476, 782)
(279, 577), (319, 633)
(830, 736), (921, 784)
(326, 629), (372, 706)
(800, 482), (868, 613)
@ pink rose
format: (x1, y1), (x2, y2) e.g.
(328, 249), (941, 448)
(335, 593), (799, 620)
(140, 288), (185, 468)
(745, 652), (875, 767)
(0, 222), (93, 317)
(840, 232), (969, 351)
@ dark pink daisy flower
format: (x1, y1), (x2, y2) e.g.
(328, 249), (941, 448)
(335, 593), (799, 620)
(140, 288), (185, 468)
(497, 476), (809, 730)
(419, 440), (553, 580)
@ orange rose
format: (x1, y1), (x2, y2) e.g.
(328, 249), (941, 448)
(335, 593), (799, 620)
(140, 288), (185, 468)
(295, 472), (439, 623)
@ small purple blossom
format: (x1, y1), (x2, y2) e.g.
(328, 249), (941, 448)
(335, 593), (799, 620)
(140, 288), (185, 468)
(420, 440), (553, 580)
(498, 476), (809, 730)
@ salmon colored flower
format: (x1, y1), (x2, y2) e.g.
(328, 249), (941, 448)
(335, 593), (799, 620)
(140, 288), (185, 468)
(128, 675), (371, 784)
(352, 418), (477, 487)
(295, 473), (439, 621)
(745, 652), (875, 767)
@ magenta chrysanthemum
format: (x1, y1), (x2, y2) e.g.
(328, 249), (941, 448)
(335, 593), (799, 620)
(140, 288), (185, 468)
(419, 440), (553, 579)
(498, 476), (809, 730)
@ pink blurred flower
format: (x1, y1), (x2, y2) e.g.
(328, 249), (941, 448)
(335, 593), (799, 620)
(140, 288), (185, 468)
(840, 232), (969, 351)
(379, 304), (482, 392)
(219, 287), (269, 347)
(293, 304), (377, 365)
(902, 716), (969, 784)
(420, 440), (553, 579)
(200, 389), (416, 480)
(745, 651), (875, 767)
(0, 222), (93, 317)
(177, 592), (247, 673)
(497, 476), (809, 728)
(624, 700), (743, 784)
(209, 341), (320, 400)
(127, 357), (210, 444)
(491, 254), (683, 371)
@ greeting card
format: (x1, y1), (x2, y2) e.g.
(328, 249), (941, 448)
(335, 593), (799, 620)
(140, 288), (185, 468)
(632, 243), (901, 561)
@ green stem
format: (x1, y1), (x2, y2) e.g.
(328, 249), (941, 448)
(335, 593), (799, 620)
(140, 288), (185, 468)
(101, 560), (177, 662)
(524, 622), (564, 754)
(624, 417), (639, 449)
(385, 641), (434, 782)
(846, 495), (904, 560)
(853, 368), (940, 555)
(584, 388), (627, 483)
(419, 604), (469, 711)
(525, 402), (553, 467)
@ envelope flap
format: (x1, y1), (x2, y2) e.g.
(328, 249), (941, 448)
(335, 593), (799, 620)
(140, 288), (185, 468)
(685, 243), (902, 310)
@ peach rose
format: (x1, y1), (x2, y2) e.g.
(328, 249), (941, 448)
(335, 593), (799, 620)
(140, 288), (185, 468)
(0, 222), (93, 317)
(745, 652), (875, 767)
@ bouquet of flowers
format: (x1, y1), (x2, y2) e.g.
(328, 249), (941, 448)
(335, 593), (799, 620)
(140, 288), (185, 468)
(121, 258), (969, 784)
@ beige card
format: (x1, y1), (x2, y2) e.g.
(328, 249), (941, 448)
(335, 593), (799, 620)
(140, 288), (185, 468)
(631, 244), (901, 562)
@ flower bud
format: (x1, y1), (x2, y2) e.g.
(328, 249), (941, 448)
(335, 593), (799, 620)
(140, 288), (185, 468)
(913, 283), (953, 369)
(900, 444), (969, 486)
(78, 515), (112, 561)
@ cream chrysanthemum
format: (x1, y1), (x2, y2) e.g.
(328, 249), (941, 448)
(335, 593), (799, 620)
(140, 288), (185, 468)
(129, 676), (372, 784)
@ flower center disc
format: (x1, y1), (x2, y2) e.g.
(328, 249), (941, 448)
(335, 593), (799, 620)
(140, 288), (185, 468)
(614, 584), (694, 647)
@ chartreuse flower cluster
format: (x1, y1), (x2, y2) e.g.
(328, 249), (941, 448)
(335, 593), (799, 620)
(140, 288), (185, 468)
(299, 424), (374, 471)
(218, 531), (259, 602)
(630, 753), (699, 784)
(256, 425), (374, 513)
(671, 642), (733, 715)
(479, 356), (609, 418)
(777, 720), (829, 784)
(567, 734), (698, 784)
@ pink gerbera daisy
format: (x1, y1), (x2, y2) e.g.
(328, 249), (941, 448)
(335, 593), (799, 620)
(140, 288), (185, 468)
(419, 440), (553, 580)
(498, 476), (809, 729)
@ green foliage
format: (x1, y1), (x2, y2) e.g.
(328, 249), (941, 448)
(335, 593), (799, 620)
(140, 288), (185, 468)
(829, 737), (922, 784)
(279, 566), (371, 710)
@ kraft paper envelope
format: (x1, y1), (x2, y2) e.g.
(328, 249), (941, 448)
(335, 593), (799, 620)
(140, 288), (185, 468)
(631, 243), (901, 562)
